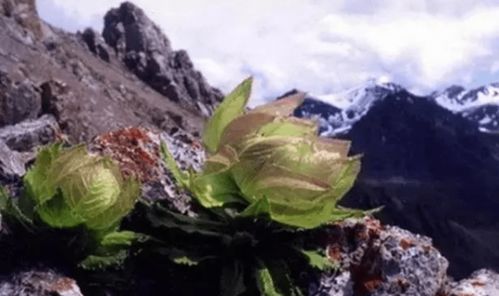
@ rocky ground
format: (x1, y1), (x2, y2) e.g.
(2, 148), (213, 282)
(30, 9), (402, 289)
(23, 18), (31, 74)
(0, 1), (497, 295)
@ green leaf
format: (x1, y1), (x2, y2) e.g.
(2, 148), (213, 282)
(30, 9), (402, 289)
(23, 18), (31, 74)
(0, 187), (35, 229)
(221, 261), (246, 296)
(203, 77), (253, 153)
(218, 112), (275, 149)
(61, 159), (121, 221)
(80, 231), (145, 270)
(85, 176), (140, 230)
(151, 246), (212, 266)
(255, 260), (302, 296)
(100, 230), (144, 247)
(191, 170), (242, 208)
(147, 205), (228, 238)
(23, 143), (63, 205)
(300, 250), (336, 271)
(0, 186), (8, 211)
(257, 117), (317, 138)
(160, 141), (189, 187)
(79, 249), (129, 270)
(328, 205), (383, 223)
(37, 191), (85, 228)
(203, 145), (239, 174)
(249, 92), (305, 117)
(329, 156), (361, 199)
(172, 255), (201, 266)
(255, 262), (282, 296)
(239, 196), (271, 218)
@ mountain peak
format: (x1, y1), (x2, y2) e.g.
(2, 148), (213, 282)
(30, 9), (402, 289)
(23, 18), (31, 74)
(296, 79), (404, 136)
(102, 2), (222, 116)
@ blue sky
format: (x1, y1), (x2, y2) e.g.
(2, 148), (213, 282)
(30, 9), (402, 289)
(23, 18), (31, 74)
(37, 0), (499, 106)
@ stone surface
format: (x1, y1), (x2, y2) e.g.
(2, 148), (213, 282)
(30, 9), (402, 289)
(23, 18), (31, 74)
(0, 270), (83, 296)
(102, 2), (222, 115)
(78, 28), (110, 63)
(310, 217), (448, 296)
(0, 71), (41, 127)
(0, 140), (25, 183)
(446, 269), (499, 296)
(0, 114), (60, 152)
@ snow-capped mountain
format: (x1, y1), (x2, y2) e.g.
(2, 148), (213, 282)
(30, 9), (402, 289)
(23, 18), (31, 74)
(433, 83), (499, 132)
(296, 80), (499, 135)
(295, 79), (402, 136)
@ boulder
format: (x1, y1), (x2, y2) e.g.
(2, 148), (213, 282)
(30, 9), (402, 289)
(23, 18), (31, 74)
(446, 269), (499, 296)
(0, 140), (25, 183)
(0, 270), (83, 296)
(310, 217), (448, 296)
(78, 28), (111, 63)
(0, 72), (41, 127)
(0, 115), (60, 152)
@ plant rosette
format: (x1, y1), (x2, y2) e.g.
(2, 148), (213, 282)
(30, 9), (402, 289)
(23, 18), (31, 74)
(151, 77), (373, 296)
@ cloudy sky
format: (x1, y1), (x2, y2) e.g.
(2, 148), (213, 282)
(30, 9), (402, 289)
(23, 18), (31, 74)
(37, 0), (499, 106)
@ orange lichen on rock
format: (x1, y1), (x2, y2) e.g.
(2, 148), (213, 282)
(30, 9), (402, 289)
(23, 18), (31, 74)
(400, 238), (415, 250)
(91, 127), (161, 183)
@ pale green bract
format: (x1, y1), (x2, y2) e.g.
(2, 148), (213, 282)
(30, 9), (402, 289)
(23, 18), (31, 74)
(203, 77), (253, 154)
(23, 144), (140, 230)
(162, 77), (364, 229)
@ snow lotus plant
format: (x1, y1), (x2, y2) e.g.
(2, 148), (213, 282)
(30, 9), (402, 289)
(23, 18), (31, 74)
(0, 144), (142, 269)
(150, 77), (369, 296)
(163, 77), (363, 229)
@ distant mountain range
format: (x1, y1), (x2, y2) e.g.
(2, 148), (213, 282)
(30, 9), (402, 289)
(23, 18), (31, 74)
(295, 80), (499, 136)
(292, 81), (499, 278)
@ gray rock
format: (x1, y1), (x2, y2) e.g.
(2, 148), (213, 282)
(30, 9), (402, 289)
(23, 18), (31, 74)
(0, 140), (25, 182)
(79, 28), (110, 63)
(310, 218), (448, 296)
(446, 269), (499, 296)
(0, 72), (41, 127)
(310, 271), (353, 296)
(102, 2), (222, 115)
(0, 114), (60, 152)
(0, 270), (83, 296)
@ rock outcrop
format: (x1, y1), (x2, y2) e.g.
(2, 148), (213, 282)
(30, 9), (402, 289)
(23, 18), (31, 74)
(310, 218), (449, 296)
(0, 0), (213, 143)
(0, 71), (41, 127)
(0, 270), (83, 296)
(102, 2), (223, 116)
(446, 269), (499, 296)
(0, 115), (60, 190)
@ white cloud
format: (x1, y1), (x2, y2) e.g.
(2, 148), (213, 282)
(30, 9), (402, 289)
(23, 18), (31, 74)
(37, 0), (499, 106)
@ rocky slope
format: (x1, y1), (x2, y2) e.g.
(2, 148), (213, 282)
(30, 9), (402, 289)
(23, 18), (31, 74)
(0, 0), (498, 295)
(0, 0), (220, 145)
